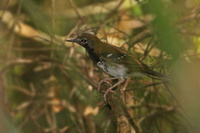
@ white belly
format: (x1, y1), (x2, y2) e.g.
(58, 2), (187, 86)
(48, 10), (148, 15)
(97, 60), (144, 79)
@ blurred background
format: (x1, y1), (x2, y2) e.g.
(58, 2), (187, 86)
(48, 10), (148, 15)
(0, 0), (200, 133)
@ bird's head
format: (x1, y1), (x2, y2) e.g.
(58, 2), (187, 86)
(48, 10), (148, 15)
(66, 33), (100, 50)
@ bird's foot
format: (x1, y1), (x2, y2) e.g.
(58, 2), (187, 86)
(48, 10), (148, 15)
(103, 89), (116, 101)
(97, 78), (118, 91)
(102, 79), (126, 102)
(98, 80), (112, 91)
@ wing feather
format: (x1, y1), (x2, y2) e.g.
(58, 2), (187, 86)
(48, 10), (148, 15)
(98, 43), (169, 80)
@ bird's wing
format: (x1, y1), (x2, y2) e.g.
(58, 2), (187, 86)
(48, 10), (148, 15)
(100, 45), (145, 68)
(99, 45), (170, 80)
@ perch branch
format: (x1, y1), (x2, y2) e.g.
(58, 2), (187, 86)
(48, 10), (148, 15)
(100, 83), (141, 133)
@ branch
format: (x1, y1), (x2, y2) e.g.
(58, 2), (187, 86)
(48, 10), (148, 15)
(54, 1), (139, 18)
(100, 83), (141, 133)
(0, 10), (163, 58)
(68, 0), (85, 23)
(127, 29), (153, 50)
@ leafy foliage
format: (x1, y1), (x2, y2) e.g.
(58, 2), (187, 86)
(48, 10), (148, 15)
(0, 0), (200, 133)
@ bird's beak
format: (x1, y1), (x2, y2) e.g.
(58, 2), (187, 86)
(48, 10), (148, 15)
(65, 38), (80, 43)
(66, 38), (77, 43)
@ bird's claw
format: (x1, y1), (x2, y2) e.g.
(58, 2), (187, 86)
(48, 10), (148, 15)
(103, 89), (116, 101)
(97, 79), (112, 91)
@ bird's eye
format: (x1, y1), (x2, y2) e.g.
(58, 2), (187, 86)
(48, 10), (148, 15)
(81, 38), (87, 44)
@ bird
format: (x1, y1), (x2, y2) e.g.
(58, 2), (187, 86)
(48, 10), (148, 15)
(66, 33), (170, 101)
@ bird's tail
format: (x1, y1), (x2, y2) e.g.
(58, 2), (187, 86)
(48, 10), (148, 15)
(144, 68), (170, 81)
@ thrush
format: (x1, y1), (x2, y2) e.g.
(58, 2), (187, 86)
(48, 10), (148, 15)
(66, 33), (170, 101)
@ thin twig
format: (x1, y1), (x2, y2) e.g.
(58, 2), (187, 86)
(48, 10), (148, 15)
(128, 29), (153, 50)
(0, 0), (10, 20)
(68, 0), (85, 23)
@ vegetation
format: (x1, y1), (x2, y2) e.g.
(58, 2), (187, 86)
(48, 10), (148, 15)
(0, 0), (200, 133)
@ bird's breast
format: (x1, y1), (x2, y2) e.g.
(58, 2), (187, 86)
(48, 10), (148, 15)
(97, 60), (129, 79)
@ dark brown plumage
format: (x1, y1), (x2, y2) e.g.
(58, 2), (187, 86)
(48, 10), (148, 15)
(66, 33), (169, 101)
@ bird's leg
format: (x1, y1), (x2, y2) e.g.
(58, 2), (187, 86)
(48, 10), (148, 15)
(120, 78), (130, 92)
(120, 78), (130, 102)
(104, 79), (125, 101)
(98, 77), (118, 91)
